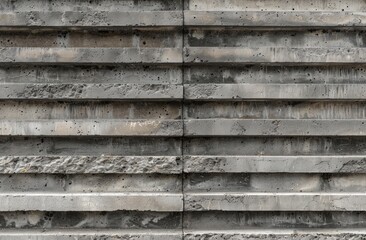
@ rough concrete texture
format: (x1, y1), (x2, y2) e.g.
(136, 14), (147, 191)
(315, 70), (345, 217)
(0, 156), (182, 174)
(1, 0), (366, 239)
(2, 83), (183, 100)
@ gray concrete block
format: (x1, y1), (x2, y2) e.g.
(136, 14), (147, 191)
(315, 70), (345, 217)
(0, 137), (181, 156)
(0, 11), (182, 27)
(0, 229), (181, 240)
(185, 192), (366, 211)
(184, 156), (366, 173)
(0, 174), (181, 192)
(0, 193), (183, 211)
(184, 47), (366, 64)
(0, 211), (182, 229)
(187, 0), (366, 11)
(185, 84), (366, 100)
(0, 65), (182, 84)
(185, 11), (366, 27)
(184, 173), (366, 193)
(184, 212), (366, 229)
(184, 119), (366, 136)
(184, 101), (366, 120)
(1, 83), (183, 100)
(0, 120), (183, 136)
(0, 156), (182, 174)
(184, 137), (366, 156)
(184, 230), (366, 240)
(0, 47), (182, 64)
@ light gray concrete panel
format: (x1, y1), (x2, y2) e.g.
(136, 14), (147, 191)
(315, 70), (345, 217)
(185, 119), (366, 136)
(185, 192), (366, 211)
(185, 47), (366, 64)
(184, 229), (366, 240)
(0, 193), (183, 211)
(0, 119), (183, 136)
(0, 47), (182, 64)
(185, 11), (366, 27)
(185, 84), (366, 100)
(0, 83), (183, 100)
(184, 156), (366, 173)
(187, 0), (366, 11)
(0, 229), (182, 240)
(0, 156), (182, 174)
(0, 11), (182, 27)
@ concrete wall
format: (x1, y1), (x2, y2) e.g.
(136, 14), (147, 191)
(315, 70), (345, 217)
(1, 0), (366, 239)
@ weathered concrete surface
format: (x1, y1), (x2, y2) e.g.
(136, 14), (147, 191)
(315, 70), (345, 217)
(184, 173), (366, 192)
(188, 0), (366, 11)
(184, 156), (366, 173)
(184, 212), (366, 229)
(1, 83), (183, 100)
(185, 193), (366, 211)
(0, 193), (183, 211)
(2, 0), (366, 238)
(0, 229), (182, 240)
(185, 84), (366, 100)
(0, 211), (181, 229)
(0, 156), (182, 174)
(0, 119), (183, 136)
(185, 47), (366, 64)
(184, 11), (366, 27)
(0, 0), (183, 11)
(185, 119), (366, 136)
(0, 47), (182, 64)
(184, 101), (366, 119)
(0, 11), (182, 27)
(185, 230), (366, 240)
(0, 174), (181, 192)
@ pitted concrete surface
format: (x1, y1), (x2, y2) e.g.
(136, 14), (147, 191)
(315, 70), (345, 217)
(1, 0), (366, 239)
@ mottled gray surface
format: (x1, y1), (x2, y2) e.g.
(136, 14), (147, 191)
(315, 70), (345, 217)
(0, 156), (182, 174)
(2, 0), (366, 239)
(1, 84), (182, 100)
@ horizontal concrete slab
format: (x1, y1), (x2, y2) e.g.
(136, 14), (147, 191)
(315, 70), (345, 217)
(0, 192), (183, 211)
(184, 11), (366, 27)
(0, 211), (181, 229)
(0, 155), (182, 174)
(185, 229), (366, 240)
(187, 0), (366, 11)
(184, 155), (366, 173)
(0, 174), (181, 193)
(185, 84), (366, 100)
(0, 47), (182, 64)
(184, 211), (366, 229)
(185, 192), (366, 211)
(1, 83), (183, 100)
(0, 11), (182, 27)
(184, 47), (366, 64)
(0, 120), (183, 136)
(0, 229), (181, 240)
(184, 119), (366, 136)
